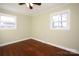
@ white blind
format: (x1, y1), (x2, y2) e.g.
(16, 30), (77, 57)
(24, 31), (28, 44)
(0, 13), (16, 29)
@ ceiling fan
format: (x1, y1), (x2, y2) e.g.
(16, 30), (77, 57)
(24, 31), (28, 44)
(18, 3), (41, 9)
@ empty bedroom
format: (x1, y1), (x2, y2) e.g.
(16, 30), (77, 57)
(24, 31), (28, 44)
(0, 3), (79, 56)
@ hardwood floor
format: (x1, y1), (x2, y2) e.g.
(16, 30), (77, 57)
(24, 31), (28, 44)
(0, 39), (79, 56)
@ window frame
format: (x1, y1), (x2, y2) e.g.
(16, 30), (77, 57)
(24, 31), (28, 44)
(50, 10), (70, 30)
(0, 13), (16, 30)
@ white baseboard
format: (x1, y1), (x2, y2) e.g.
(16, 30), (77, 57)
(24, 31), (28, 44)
(0, 37), (79, 54)
(30, 37), (79, 54)
(0, 37), (30, 47)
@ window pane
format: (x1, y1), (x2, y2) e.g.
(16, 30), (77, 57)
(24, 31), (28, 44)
(53, 22), (59, 27)
(53, 22), (59, 28)
(53, 15), (61, 22)
(58, 22), (62, 27)
(62, 22), (67, 27)
(62, 13), (67, 21)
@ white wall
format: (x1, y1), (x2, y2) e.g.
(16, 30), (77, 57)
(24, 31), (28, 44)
(31, 4), (79, 51)
(0, 8), (31, 44)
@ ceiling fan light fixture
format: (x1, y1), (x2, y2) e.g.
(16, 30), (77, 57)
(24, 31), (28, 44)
(25, 3), (29, 7)
(19, 3), (41, 9)
(30, 3), (33, 7)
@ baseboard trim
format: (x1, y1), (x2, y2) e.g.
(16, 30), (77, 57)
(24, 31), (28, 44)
(30, 37), (79, 54)
(0, 37), (30, 47)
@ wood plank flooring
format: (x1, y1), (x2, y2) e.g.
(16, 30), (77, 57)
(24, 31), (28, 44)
(0, 39), (79, 56)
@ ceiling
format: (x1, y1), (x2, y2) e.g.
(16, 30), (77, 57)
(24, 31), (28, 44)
(0, 3), (69, 15)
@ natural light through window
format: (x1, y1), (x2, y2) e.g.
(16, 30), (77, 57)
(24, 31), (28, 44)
(0, 13), (16, 29)
(50, 10), (70, 30)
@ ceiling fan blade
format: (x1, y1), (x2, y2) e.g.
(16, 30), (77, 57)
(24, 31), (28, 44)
(19, 3), (25, 5)
(29, 5), (33, 9)
(33, 3), (41, 5)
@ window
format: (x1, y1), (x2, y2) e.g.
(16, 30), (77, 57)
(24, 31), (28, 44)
(50, 10), (70, 30)
(0, 13), (16, 29)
